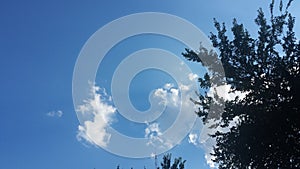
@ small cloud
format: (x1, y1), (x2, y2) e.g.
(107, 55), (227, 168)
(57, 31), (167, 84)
(188, 133), (198, 146)
(188, 73), (198, 81)
(164, 83), (174, 90)
(150, 152), (156, 158)
(46, 110), (63, 118)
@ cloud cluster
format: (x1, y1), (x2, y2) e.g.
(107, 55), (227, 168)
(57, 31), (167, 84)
(76, 72), (200, 157)
(145, 83), (181, 150)
(75, 74), (245, 167)
(145, 73), (200, 150)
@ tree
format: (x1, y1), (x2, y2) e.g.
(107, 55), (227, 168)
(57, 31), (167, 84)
(116, 154), (186, 169)
(160, 154), (186, 169)
(183, 0), (299, 168)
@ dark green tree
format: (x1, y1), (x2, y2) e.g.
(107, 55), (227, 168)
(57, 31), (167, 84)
(183, 0), (299, 168)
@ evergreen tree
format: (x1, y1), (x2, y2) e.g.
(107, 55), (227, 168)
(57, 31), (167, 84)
(183, 0), (299, 168)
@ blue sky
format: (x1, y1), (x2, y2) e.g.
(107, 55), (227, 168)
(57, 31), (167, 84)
(1, 1), (299, 169)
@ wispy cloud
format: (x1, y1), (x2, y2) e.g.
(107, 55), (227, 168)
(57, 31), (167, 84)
(76, 83), (116, 147)
(46, 110), (63, 118)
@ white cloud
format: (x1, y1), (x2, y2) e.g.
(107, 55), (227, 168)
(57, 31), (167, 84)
(164, 83), (174, 90)
(145, 123), (162, 137)
(150, 152), (156, 158)
(76, 72), (200, 155)
(145, 123), (164, 146)
(188, 73), (199, 81)
(208, 84), (247, 101)
(153, 84), (180, 107)
(76, 83), (116, 147)
(152, 73), (199, 109)
(148, 74), (200, 150)
(144, 122), (175, 150)
(188, 133), (198, 146)
(46, 110), (63, 117)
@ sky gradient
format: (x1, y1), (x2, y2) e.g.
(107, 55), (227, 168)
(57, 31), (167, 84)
(1, 1), (299, 169)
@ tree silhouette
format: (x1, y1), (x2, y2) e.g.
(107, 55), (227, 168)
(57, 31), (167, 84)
(116, 154), (186, 169)
(183, 0), (299, 168)
(160, 154), (185, 169)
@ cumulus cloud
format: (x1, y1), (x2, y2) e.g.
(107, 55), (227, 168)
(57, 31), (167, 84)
(153, 84), (180, 107)
(76, 83), (116, 147)
(46, 110), (63, 117)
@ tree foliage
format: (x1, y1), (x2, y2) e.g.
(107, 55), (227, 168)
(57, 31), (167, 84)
(183, 0), (299, 168)
(160, 154), (186, 169)
(116, 154), (186, 169)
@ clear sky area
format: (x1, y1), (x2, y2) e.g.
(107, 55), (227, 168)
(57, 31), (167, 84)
(1, 1), (299, 169)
